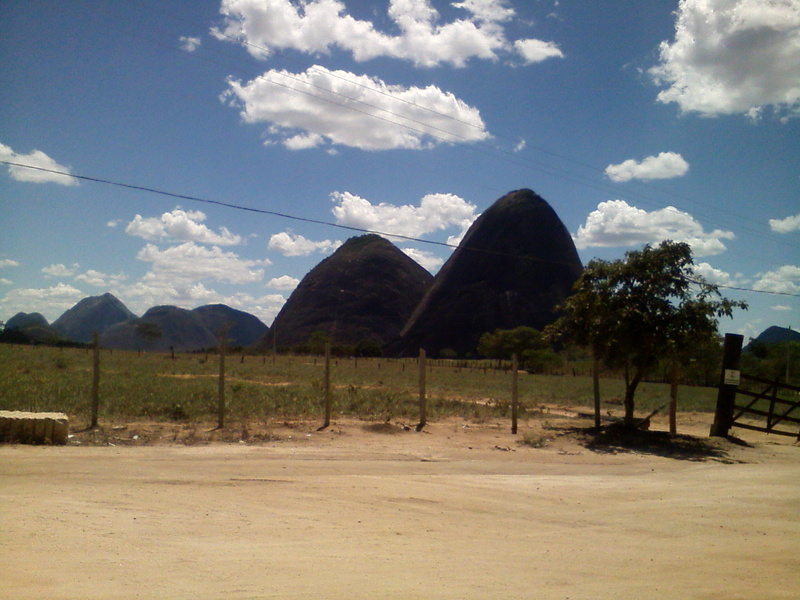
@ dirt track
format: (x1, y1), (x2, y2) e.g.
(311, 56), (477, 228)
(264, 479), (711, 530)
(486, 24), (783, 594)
(2, 415), (799, 600)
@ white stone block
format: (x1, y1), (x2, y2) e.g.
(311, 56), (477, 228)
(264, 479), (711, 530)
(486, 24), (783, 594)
(0, 411), (69, 445)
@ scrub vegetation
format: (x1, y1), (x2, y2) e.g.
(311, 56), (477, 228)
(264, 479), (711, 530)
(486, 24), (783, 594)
(0, 344), (719, 427)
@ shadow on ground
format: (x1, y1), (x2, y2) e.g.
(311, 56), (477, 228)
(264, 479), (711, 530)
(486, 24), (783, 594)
(567, 422), (751, 462)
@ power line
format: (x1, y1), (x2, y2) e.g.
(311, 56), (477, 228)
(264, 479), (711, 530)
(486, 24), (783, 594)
(45, 1), (797, 254)
(185, 5), (792, 245)
(3, 159), (798, 299)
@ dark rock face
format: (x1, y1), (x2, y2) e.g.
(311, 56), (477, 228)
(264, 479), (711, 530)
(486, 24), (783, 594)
(193, 304), (269, 347)
(100, 305), (218, 352)
(3, 312), (63, 344)
(6, 312), (49, 330)
(751, 326), (800, 346)
(52, 293), (137, 343)
(258, 234), (433, 349)
(390, 189), (583, 357)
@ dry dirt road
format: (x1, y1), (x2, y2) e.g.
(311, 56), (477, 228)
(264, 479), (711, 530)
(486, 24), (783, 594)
(2, 415), (799, 600)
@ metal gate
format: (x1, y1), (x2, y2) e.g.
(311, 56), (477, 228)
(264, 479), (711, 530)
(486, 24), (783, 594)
(729, 374), (800, 439)
(710, 333), (800, 439)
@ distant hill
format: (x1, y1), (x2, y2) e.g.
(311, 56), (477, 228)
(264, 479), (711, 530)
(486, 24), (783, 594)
(256, 234), (433, 350)
(100, 305), (218, 352)
(3, 312), (66, 344)
(6, 292), (267, 352)
(52, 293), (137, 343)
(192, 304), (269, 347)
(7, 311), (50, 331)
(389, 189), (584, 357)
(750, 326), (800, 346)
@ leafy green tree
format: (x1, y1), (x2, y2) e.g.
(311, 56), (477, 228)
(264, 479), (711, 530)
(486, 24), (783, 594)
(354, 338), (383, 358)
(547, 241), (746, 426)
(742, 341), (800, 385)
(521, 348), (563, 374)
(478, 326), (549, 366)
(307, 330), (332, 356)
(135, 322), (162, 344)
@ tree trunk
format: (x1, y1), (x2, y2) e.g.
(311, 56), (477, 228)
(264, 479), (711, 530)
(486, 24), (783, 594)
(623, 369), (644, 427)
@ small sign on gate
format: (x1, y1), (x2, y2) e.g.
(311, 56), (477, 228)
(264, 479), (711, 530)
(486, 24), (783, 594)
(723, 369), (741, 386)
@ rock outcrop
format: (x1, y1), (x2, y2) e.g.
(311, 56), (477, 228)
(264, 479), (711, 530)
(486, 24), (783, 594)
(390, 189), (583, 357)
(3, 312), (64, 344)
(193, 304), (269, 347)
(52, 293), (137, 343)
(257, 234), (433, 349)
(100, 305), (218, 352)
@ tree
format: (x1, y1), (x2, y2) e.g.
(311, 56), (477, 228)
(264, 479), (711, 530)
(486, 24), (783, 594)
(478, 326), (550, 368)
(547, 241), (746, 426)
(307, 330), (332, 356)
(354, 338), (383, 358)
(742, 341), (800, 385)
(135, 321), (162, 345)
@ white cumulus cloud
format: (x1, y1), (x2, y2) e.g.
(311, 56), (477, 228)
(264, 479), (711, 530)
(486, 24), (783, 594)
(330, 191), (478, 240)
(400, 247), (444, 272)
(754, 265), (800, 294)
(136, 242), (269, 285)
(42, 263), (79, 278)
(214, 0), (558, 68)
(125, 208), (243, 246)
(75, 269), (128, 288)
(0, 259), (20, 269)
(223, 65), (490, 151)
(769, 212), (800, 233)
(0, 283), (84, 322)
(267, 275), (301, 290)
(0, 142), (79, 186)
(605, 152), (689, 182)
(650, 0), (800, 117)
(573, 199), (735, 257)
(694, 262), (739, 287)
(514, 38), (564, 63)
(771, 304), (792, 311)
(268, 232), (341, 257)
(179, 36), (201, 52)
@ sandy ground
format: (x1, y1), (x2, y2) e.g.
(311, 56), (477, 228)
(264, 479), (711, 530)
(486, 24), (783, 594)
(2, 412), (799, 600)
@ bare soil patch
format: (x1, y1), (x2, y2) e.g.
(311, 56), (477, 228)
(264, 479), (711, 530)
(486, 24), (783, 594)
(2, 410), (798, 600)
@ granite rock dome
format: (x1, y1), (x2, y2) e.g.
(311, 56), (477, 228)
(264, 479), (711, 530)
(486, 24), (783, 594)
(390, 189), (583, 357)
(258, 234), (433, 350)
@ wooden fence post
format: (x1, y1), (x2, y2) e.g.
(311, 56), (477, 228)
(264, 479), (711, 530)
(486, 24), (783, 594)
(320, 343), (332, 430)
(416, 348), (427, 432)
(511, 353), (519, 434)
(710, 333), (743, 437)
(669, 361), (679, 434)
(217, 331), (227, 429)
(592, 355), (601, 429)
(90, 332), (100, 429)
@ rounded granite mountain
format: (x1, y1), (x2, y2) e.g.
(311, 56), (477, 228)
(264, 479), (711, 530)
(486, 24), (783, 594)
(192, 304), (268, 347)
(389, 189), (584, 357)
(258, 234), (433, 350)
(6, 311), (50, 331)
(52, 292), (137, 343)
(3, 312), (64, 344)
(100, 305), (218, 352)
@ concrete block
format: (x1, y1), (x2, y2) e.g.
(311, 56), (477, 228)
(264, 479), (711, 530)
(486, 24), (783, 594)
(0, 411), (69, 445)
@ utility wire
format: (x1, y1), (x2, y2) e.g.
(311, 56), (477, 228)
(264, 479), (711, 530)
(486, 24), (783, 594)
(177, 4), (788, 242)
(3, 159), (798, 299)
(43, 1), (797, 252)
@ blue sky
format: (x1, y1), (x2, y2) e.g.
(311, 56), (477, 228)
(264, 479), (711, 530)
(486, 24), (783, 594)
(1, 0), (798, 341)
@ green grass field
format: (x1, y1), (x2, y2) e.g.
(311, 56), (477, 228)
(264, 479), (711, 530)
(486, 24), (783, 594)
(0, 344), (720, 427)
